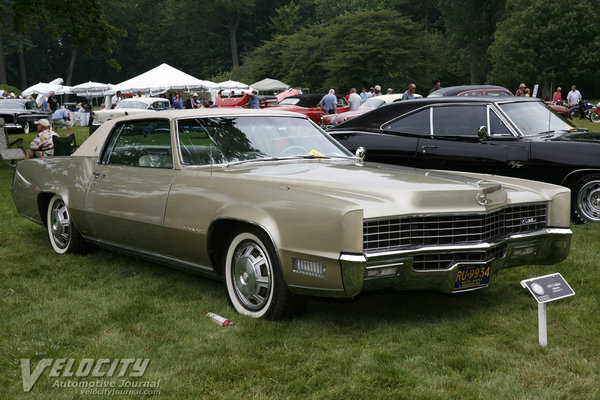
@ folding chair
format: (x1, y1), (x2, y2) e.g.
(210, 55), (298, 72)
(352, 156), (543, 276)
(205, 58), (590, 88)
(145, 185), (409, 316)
(52, 134), (77, 156)
(0, 118), (26, 165)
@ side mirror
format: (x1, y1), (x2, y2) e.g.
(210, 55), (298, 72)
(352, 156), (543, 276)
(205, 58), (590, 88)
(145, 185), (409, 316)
(355, 146), (366, 161)
(477, 126), (488, 140)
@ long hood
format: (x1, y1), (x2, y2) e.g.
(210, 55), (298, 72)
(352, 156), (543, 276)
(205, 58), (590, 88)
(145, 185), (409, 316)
(553, 130), (600, 143)
(219, 160), (562, 218)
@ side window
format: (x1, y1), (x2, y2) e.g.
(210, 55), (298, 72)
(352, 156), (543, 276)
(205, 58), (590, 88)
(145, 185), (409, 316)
(490, 111), (513, 136)
(177, 118), (224, 165)
(432, 106), (486, 137)
(101, 119), (172, 168)
(384, 109), (430, 135)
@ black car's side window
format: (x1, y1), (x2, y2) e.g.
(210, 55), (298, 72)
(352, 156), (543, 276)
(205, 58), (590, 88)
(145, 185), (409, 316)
(384, 109), (430, 135)
(101, 119), (173, 168)
(489, 111), (513, 136)
(432, 106), (486, 137)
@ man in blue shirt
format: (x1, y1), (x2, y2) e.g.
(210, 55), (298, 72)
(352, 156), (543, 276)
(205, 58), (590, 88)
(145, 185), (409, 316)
(248, 89), (260, 109)
(402, 83), (417, 101)
(319, 89), (337, 114)
(51, 103), (73, 135)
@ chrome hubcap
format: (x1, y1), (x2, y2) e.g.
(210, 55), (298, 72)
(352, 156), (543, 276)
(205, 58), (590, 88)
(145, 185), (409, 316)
(232, 242), (271, 310)
(50, 201), (70, 248)
(578, 181), (600, 222)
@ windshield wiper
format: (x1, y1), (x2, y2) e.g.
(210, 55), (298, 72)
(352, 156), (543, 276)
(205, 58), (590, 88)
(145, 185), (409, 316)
(224, 154), (353, 167)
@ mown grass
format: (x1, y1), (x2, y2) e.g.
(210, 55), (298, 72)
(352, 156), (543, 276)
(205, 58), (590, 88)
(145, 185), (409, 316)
(1, 122), (600, 399)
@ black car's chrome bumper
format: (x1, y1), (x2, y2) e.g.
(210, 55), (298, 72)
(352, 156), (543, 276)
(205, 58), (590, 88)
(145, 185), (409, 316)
(339, 227), (572, 297)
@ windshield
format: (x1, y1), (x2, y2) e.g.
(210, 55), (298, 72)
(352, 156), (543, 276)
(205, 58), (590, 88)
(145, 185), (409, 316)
(115, 101), (148, 110)
(177, 115), (352, 165)
(499, 101), (573, 136)
(0, 102), (25, 110)
(278, 98), (300, 106)
(360, 98), (385, 109)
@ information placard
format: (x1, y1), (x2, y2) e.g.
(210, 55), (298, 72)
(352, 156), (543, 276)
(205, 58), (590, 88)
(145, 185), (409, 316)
(520, 273), (575, 303)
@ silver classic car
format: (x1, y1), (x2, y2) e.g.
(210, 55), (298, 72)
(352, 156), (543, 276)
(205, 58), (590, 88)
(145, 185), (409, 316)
(11, 109), (572, 320)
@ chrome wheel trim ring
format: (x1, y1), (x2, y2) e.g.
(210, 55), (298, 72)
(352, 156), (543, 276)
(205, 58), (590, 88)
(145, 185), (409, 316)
(578, 180), (600, 222)
(232, 241), (272, 311)
(50, 200), (71, 249)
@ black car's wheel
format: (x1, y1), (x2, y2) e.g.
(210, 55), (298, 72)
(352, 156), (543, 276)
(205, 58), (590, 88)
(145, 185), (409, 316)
(223, 228), (304, 320)
(590, 111), (600, 123)
(47, 195), (86, 254)
(572, 174), (600, 224)
(22, 122), (30, 134)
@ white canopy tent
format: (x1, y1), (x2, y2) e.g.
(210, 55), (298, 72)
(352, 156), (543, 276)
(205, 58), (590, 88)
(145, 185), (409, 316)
(216, 80), (249, 90)
(109, 63), (217, 96)
(22, 79), (73, 96)
(71, 81), (114, 98)
(251, 78), (290, 92)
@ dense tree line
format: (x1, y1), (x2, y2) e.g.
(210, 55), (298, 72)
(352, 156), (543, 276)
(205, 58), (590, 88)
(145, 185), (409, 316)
(1, 0), (599, 97)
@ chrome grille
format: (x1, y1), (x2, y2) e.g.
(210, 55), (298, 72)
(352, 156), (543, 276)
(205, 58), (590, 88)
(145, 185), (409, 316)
(411, 245), (507, 270)
(364, 204), (546, 253)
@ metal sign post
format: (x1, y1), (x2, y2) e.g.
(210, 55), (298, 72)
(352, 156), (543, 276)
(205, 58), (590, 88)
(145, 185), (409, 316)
(520, 273), (575, 347)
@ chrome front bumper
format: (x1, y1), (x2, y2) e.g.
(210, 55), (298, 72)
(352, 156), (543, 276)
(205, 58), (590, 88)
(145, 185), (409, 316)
(339, 228), (572, 297)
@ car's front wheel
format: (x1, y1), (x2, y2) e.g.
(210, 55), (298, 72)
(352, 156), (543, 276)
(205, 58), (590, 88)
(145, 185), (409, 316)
(572, 174), (600, 223)
(22, 122), (30, 134)
(46, 195), (86, 254)
(590, 111), (600, 123)
(223, 228), (303, 320)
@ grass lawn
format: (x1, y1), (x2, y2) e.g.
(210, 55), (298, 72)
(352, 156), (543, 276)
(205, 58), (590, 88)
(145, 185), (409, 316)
(1, 121), (600, 399)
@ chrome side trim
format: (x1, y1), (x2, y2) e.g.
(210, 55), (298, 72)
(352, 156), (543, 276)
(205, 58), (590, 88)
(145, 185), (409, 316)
(83, 236), (215, 274)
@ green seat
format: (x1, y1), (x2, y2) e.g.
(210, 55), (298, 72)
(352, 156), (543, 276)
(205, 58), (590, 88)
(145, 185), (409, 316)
(52, 134), (77, 156)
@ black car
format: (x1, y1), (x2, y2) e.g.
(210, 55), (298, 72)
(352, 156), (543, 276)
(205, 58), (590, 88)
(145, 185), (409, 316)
(328, 96), (600, 223)
(0, 99), (51, 134)
(428, 85), (513, 97)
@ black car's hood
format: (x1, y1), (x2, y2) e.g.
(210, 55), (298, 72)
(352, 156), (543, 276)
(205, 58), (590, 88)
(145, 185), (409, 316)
(552, 130), (600, 143)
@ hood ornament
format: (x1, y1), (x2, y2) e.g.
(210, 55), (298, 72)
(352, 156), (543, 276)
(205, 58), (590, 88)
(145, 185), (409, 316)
(476, 192), (488, 206)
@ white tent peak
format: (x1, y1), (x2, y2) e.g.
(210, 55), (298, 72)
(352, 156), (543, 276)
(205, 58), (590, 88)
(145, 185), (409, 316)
(110, 63), (216, 95)
(251, 78), (290, 92)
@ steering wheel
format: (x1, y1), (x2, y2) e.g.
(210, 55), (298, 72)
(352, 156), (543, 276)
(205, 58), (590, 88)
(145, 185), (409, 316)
(279, 145), (308, 156)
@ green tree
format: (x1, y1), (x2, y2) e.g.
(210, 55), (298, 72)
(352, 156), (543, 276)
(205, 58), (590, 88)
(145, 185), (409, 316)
(437, 0), (506, 84)
(245, 9), (440, 94)
(489, 0), (600, 97)
(9, 0), (123, 87)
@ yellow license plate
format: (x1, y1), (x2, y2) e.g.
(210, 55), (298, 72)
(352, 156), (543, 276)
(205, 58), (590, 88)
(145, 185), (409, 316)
(453, 263), (492, 290)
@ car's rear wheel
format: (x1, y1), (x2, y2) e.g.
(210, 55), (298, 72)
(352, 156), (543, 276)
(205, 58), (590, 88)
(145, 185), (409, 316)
(223, 228), (304, 320)
(22, 122), (30, 134)
(572, 174), (600, 224)
(46, 195), (86, 254)
(590, 111), (600, 123)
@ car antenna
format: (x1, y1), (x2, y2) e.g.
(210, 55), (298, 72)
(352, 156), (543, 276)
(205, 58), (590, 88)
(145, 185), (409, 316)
(210, 141), (213, 178)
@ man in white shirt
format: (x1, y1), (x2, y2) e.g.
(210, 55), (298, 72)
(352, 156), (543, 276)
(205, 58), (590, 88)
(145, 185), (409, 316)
(111, 91), (122, 108)
(347, 88), (362, 111)
(566, 85), (582, 106)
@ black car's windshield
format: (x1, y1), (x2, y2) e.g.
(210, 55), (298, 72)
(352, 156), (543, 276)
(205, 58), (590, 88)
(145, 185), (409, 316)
(499, 101), (573, 136)
(177, 115), (352, 165)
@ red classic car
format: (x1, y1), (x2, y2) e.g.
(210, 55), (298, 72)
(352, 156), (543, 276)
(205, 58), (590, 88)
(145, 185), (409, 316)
(269, 94), (349, 124)
(321, 94), (404, 128)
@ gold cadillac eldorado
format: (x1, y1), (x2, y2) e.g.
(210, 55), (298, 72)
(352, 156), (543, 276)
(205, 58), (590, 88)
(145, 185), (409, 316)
(10, 109), (572, 320)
